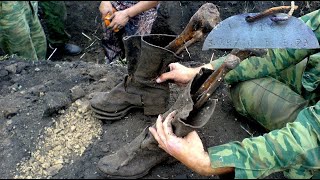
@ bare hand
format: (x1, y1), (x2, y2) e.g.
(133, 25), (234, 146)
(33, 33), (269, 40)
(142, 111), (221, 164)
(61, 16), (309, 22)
(109, 10), (130, 31)
(156, 63), (198, 86)
(99, 1), (113, 20)
(149, 111), (213, 175)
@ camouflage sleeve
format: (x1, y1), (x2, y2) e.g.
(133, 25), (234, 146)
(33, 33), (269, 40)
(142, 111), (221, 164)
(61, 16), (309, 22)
(207, 101), (320, 179)
(210, 9), (320, 85)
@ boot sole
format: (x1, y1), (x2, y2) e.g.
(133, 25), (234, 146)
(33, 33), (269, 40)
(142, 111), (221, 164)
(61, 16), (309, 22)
(91, 105), (142, 121)
(91, 105), (140, 117)
(93, 113), (127, 121)
(97, 154), (171, 179)
(98, 168), (150, 179)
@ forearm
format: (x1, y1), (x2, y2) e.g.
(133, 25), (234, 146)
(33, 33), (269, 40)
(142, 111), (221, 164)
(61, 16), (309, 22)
(123, 1), (158, 18)
(187, 152), (234, 176)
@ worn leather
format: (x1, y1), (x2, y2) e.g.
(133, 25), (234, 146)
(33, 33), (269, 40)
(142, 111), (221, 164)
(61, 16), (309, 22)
(98, 68), (217, 178)
(90, 34), (182, 120)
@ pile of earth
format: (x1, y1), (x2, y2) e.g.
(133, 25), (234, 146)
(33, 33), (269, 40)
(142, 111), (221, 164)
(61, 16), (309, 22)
(0, 1), (319, 179)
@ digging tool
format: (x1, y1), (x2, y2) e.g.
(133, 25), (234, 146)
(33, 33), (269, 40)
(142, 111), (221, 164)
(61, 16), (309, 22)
(194, 2), (320, 109)
(203, 2), (319, 50)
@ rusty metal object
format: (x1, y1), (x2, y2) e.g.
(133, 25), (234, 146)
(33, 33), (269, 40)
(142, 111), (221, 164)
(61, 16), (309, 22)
(192, 54), (239, 109)
(193, 63), (226, 109)
(165, 3), (221, 54)
(193, 49), (265, 109)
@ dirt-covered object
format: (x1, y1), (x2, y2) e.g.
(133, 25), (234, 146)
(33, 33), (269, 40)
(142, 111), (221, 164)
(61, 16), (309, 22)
(97, 68), (218, 179)
(90, 34), (183, 121)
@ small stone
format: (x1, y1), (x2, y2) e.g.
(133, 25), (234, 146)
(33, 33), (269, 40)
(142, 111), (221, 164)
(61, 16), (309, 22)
(0, 69), (9, 77)
(46, 164), (63, 176)
(5, 64), (17, 74)
(70, 86), (86, 101)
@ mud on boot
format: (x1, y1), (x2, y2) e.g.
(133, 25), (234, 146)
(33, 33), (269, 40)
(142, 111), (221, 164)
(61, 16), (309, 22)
(90, 34), (183, 121)
(97, 68), (218, 178)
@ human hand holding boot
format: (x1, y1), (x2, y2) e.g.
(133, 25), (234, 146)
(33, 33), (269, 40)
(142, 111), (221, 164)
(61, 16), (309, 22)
(149, 111), (214, 176)
(96, 67), (219, 178)
(149, 111), (234, 176)
(156, 62), (214, 86)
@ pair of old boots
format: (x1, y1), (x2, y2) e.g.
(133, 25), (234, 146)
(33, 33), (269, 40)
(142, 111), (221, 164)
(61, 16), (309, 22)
(90, 34), (217, 178)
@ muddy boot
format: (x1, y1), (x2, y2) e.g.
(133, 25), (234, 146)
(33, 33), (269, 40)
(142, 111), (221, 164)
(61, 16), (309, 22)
(90, 34), (183, 121)
(97, 68), (217, 178)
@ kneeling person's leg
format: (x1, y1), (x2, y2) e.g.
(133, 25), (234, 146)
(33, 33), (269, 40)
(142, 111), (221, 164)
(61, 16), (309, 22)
(230, 77), (309, 131)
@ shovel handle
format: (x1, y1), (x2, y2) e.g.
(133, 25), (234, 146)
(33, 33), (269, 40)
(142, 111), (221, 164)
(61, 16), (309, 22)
(245, 5), (298, 23)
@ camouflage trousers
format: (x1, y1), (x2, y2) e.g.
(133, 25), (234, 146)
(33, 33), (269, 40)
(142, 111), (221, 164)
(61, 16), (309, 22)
(209, 100), (320, 179)
(229, 58), (318, 131)
(38, 1), (70, 45)
(0, 1), (47, 61)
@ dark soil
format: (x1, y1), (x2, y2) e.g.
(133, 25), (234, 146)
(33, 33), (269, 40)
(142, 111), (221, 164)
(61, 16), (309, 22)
(1, 1), (319, 179)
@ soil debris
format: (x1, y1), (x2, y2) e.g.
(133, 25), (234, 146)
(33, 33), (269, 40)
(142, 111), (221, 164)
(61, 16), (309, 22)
(14, 99), (102, 179)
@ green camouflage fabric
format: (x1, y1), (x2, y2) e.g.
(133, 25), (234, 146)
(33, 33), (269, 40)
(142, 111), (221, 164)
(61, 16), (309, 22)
(207, 9), (320, 179)
(229, 76), (310, 131)
(38, 1), (69, 45)
(0, 1), (47, 61)
(210, 9), (320, 130)
(208, 100), (320, 179)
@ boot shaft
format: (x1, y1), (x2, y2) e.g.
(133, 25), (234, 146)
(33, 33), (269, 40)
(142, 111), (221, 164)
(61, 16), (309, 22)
(123, 34), (183, 84)
(142, 68), (217, 146)
(123, 35), (142, 76)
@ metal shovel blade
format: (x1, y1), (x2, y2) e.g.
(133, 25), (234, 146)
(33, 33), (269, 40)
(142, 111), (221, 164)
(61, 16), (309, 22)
(202, 13), (320, 50)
